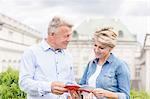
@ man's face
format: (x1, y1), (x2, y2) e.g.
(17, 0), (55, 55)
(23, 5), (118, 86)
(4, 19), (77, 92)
(53, 26), (72, 49)
(93, 41), (111, 59)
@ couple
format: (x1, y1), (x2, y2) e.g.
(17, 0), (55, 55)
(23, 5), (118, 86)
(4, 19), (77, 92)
(19, 16), (130, 99)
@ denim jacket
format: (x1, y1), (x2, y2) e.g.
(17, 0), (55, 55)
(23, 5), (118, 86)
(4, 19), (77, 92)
(79, 53), (130, 99)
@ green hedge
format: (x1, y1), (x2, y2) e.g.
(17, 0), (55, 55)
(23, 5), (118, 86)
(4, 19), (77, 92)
(131, 90), (150, 99)
(0, 68), (150, 99)
(0, 67), (26, 99)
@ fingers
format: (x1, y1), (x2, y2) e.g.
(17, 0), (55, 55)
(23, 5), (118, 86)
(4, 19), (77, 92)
(52, 86), (67, 95)
(69, 90), (80, 99)
(51, 81), (68, 95)
(92, 88), (105, 98)
(83, 93), (93, 99)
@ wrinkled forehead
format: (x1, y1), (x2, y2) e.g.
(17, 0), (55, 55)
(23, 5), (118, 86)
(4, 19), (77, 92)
(57, 26), (72, 34)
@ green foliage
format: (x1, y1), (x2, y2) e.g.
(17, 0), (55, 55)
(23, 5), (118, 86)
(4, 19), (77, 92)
(0, 67), (26, 99)
(1, 67), (150, 99)
(130, 90), (150, 99)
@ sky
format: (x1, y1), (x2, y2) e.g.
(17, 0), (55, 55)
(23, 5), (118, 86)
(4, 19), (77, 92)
(0, 0), (149, 44)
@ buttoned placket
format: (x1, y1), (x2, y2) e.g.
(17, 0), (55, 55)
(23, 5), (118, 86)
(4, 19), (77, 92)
(54, 50), (61, 99)
(54, 50), (59, 81)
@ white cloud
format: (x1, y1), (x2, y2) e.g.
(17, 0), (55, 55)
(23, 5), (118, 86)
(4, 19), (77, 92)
(0, 0), (149, 43)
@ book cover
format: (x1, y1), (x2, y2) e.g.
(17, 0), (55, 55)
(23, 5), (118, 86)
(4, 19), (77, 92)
(64, 84), (94, 93)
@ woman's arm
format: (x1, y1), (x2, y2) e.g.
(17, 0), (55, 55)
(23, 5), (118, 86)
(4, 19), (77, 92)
(92, 88), (118, 99)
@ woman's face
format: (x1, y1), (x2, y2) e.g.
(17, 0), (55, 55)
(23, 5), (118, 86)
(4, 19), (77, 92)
(93, 41), (112, 59)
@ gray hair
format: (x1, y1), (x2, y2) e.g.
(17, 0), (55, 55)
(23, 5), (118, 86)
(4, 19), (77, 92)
(48, 16), (73, 34)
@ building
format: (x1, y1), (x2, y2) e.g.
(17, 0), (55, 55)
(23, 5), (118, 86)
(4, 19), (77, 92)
(0, 13), (42, 72)
(68, 18), (142, 83)
(1, 14), (149, 93)
(137, 34), (150, 93)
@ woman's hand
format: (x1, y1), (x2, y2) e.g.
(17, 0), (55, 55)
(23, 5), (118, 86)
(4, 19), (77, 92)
(68, 90), (80, 99)
(83, 92), (93, 99)
(92, 88), (118, 99)
(92, 88), (106, 98)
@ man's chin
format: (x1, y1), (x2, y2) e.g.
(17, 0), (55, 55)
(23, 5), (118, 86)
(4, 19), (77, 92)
(62, 46), (67, 49)
(95, 55), (102, 59)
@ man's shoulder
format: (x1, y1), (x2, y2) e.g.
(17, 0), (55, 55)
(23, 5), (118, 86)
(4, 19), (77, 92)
(24, 43), (40, 53)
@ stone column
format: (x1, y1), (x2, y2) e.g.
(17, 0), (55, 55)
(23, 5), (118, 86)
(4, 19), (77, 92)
(145, 50), (150, 94)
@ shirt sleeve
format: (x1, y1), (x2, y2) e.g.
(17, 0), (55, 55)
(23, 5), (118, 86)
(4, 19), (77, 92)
(116, 62), (131, 99)
(116, 92), (126, 99)
(19, 48), (51, 96)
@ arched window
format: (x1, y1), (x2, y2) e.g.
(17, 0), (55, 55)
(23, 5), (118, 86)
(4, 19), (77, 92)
(118, 30), (124, 37)
(0, 22), (4, 31)
(72, 30), (78, 38)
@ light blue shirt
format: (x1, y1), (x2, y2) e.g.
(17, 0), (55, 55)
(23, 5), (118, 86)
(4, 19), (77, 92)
(19, 40), (75, 99)
(80, 53), (130, 99)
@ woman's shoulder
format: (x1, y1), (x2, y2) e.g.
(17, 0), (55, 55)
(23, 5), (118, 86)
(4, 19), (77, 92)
(111, 54), (129, 71)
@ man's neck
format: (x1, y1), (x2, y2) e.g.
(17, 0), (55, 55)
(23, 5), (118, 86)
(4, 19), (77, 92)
(46, 38), (57, 50)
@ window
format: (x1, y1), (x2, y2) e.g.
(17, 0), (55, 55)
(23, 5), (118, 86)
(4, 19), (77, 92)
(118, 30), (124, 37)
(0, 22), (4, 31)
(2, 59), (6, 62)
(0, 26), (2, 31)
(72, 30), (78, 38)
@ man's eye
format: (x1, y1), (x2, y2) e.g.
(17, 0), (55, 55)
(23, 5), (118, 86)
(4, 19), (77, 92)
(67, 35), (70, 37)
(94, 44), (97, 47)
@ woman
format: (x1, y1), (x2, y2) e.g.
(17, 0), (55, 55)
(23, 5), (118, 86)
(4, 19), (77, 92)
(79, 27), (130, 99)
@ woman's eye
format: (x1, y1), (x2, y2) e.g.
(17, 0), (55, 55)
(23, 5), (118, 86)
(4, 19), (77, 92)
(99, 47), (104, 49)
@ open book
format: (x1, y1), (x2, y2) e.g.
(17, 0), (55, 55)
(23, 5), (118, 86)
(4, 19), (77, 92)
(64, 83), (95, 93)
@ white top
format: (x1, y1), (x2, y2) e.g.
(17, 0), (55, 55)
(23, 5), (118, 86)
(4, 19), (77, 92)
(88, 64), (102, 99)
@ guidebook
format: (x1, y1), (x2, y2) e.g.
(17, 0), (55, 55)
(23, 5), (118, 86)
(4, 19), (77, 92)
(64, 83), (95, 93)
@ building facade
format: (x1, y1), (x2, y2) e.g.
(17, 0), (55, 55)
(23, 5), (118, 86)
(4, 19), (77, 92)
(1, 14), (149, 93)
(137, 34), (150, 93)
(0, 13), (42, 72)
(68, 18), (142, 84)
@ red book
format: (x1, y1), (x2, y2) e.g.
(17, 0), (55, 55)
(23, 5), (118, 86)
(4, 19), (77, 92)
(64, 84), (94, 93)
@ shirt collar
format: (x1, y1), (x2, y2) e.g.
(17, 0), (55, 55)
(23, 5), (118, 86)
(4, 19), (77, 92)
(106, 53), (114, 63)
(40, 39), (62, 53)
(93, 53), (114, 64)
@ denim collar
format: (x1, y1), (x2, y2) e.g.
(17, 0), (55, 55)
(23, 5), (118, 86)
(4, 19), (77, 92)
(93, 53), (114, 64)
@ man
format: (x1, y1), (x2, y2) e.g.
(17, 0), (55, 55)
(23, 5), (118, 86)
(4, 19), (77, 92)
(19, 16), (75, 99)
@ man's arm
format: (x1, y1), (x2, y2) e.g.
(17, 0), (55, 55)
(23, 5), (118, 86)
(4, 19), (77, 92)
(19, 49), (51, 96)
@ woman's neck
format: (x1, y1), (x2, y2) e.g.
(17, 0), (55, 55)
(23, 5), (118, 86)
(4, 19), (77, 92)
(98, 53), (110, 65)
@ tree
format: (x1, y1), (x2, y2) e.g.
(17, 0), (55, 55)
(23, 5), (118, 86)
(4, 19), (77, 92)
(0, 67), (26, 99)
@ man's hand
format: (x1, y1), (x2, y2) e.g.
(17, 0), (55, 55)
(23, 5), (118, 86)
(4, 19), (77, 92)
(51, 81), (67, 95)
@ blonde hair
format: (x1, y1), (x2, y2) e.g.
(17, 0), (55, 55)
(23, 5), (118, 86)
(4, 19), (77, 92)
(94, 27), (118, 48)
(48, 16), (73, 34)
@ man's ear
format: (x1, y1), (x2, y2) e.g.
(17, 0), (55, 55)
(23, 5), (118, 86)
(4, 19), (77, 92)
(49, 32), (55, 36)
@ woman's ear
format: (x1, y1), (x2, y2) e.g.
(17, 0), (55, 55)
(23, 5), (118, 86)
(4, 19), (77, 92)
(109, 47), (113, 52)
